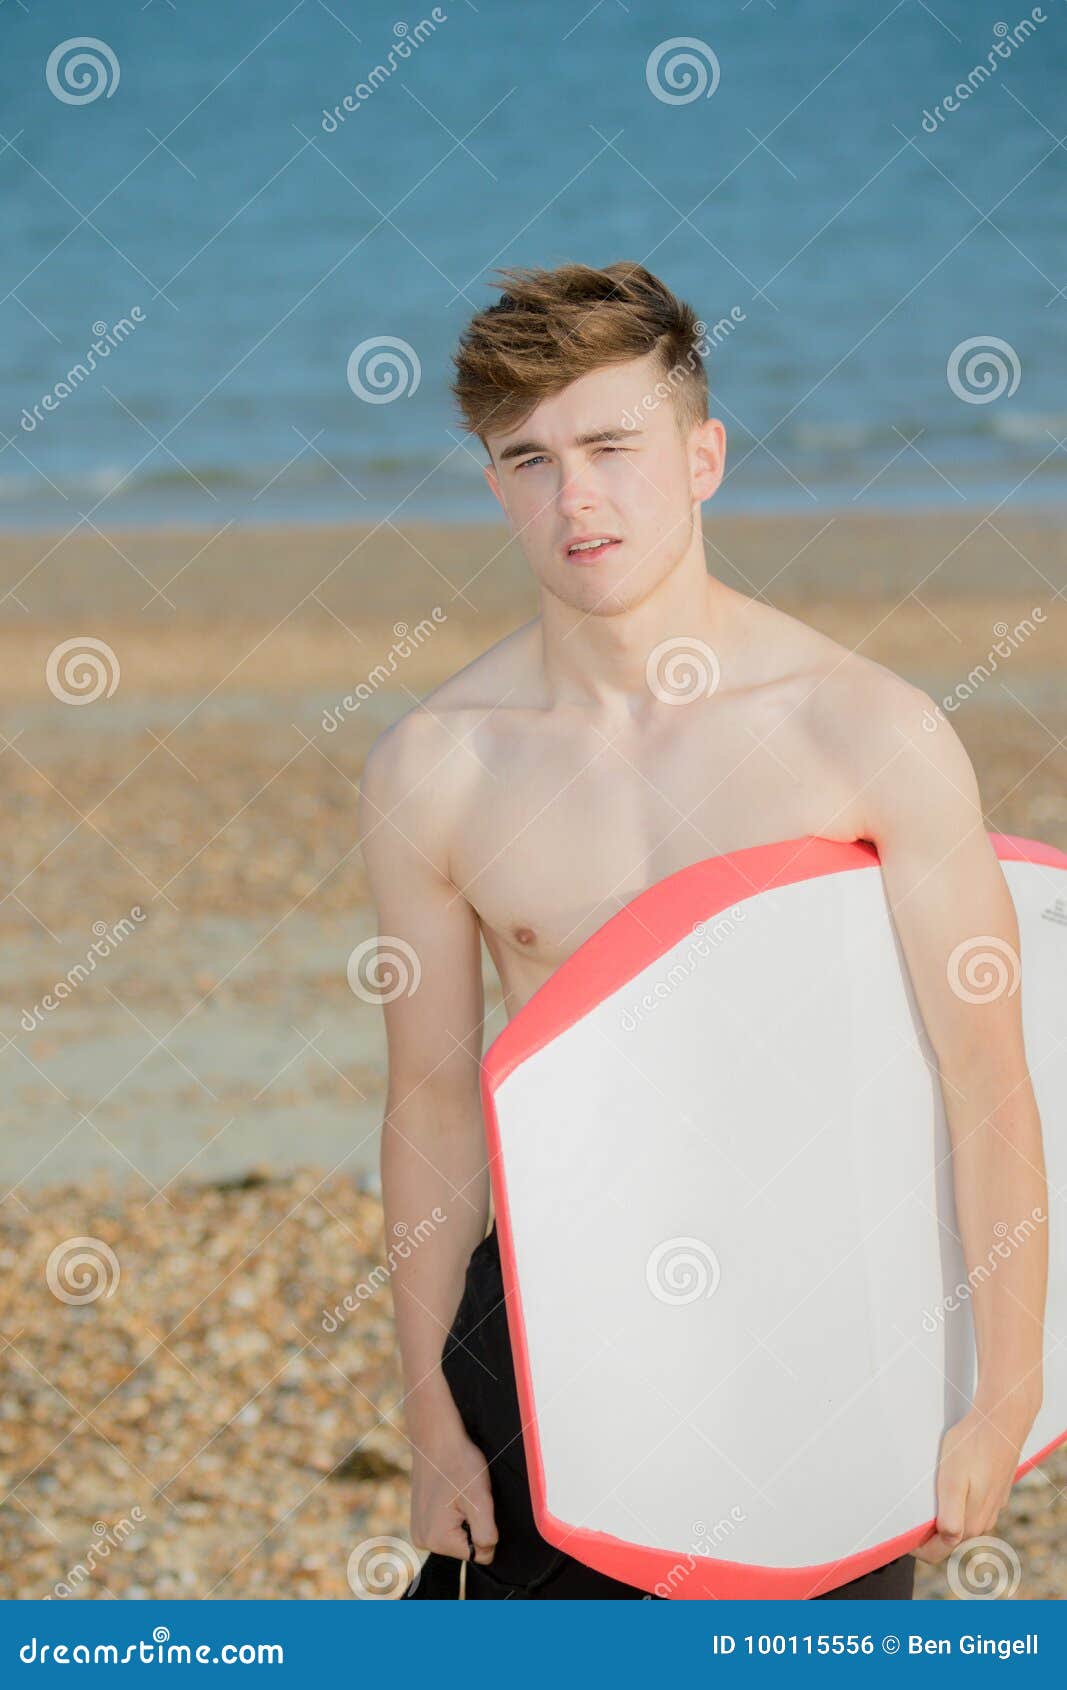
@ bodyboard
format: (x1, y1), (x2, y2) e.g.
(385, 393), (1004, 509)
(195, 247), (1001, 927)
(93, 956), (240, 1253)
(479, 832), (1067, 1599)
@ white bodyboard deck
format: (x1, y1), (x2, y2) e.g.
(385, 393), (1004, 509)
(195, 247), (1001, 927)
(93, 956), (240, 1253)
(480, 833), (1067, 1598)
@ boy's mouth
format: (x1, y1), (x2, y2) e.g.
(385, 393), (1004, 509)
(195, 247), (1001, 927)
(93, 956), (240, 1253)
(563, 535), (621, 563)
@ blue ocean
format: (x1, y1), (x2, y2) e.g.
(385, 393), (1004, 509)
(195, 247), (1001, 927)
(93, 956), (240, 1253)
(1, 0), (1065, 528)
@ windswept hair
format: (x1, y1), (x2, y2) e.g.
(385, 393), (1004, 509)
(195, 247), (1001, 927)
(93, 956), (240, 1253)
(450, 261), (709, 448)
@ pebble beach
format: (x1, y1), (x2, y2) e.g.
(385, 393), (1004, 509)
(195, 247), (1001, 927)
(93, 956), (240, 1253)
(1, 509), (1064, 1599)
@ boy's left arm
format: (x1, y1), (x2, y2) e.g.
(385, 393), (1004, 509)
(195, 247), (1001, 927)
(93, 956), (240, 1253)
(845, 682), (1049, 1567)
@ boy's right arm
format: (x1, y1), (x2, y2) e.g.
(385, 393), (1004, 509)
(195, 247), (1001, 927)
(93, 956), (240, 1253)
(358, 717), (499, 1566)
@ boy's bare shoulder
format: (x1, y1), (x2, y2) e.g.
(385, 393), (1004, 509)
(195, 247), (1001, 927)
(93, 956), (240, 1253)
(739, 594), (925, 712)
(788, 611), (932, 735)
(752, 598), (972, 824)
(359, 619), (537, 826)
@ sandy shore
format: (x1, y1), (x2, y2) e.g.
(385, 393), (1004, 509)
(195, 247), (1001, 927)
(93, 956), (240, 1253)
(1, 508), (1064, 1597)
(2, 512), (1064, 1192)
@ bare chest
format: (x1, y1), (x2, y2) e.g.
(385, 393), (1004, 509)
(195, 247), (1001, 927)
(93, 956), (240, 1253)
(451, 709), (861, 1013)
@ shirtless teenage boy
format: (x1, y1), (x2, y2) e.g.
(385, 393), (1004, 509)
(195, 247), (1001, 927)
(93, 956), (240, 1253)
(358, 262), (1047, 1599)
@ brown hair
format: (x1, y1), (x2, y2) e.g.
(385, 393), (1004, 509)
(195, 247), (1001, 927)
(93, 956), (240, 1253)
(450, 261), (709, 450)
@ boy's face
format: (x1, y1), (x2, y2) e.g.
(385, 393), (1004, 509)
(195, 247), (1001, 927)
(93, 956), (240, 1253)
(482, 351), (725, 617)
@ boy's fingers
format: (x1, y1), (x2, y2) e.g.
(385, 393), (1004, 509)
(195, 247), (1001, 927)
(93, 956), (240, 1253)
(936, 1472), (968, 1550)
(466, 1522), (498, 1563)
(913, 1535), (947, 1566)
(436, 1518), (477, 1561)
(460, 1493), (499, 1563)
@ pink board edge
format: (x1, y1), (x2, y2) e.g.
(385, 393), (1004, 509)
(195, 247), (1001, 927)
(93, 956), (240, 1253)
(479, 831), (1067, 1599)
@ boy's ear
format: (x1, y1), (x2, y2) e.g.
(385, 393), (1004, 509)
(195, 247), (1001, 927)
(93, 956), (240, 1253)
(690, 417), (726, 502)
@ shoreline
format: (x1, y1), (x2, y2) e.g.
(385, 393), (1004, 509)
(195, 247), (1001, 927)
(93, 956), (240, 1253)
(3, 492), (1066, 536)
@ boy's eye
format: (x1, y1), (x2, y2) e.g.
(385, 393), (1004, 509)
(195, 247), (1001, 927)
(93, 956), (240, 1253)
(515, 446), (627, 471)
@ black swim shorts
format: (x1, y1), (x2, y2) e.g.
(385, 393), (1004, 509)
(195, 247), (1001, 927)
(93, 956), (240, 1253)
(402, 1222), (916, 1600)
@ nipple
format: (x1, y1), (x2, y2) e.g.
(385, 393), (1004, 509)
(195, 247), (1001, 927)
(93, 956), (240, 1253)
(513, 926), (536, 947)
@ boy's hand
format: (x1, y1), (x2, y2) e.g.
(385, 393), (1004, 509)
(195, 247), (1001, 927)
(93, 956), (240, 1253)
(410, 1430), (499, 1564)
(915, 1395), (1035, 1565)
